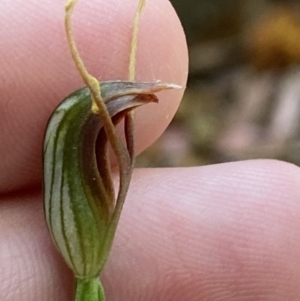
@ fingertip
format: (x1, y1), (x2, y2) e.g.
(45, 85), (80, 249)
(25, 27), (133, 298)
(102, 160), (300, 300)
(1, 161), (300, 299)
(0, 0), (188, 192)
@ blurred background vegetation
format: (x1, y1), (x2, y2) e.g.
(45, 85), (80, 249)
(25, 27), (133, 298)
(136, 0), (300, 167)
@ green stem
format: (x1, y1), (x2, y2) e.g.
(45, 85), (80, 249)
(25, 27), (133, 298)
(74, 277), (105, 301)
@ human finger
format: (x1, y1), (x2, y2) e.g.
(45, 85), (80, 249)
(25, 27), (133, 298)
(0, 0), (188, 193)
(104, 160), (300, 300)
(1, 160), (300, 300)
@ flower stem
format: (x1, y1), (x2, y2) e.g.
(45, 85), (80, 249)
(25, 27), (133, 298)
(125, 0), (146, 168)
(128, 0), (146, 81)
(74, 277), (105, 301)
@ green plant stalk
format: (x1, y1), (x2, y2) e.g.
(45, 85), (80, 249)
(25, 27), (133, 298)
(74, 277), (105, 301)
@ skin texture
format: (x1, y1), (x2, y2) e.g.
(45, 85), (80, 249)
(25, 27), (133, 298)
(1, 0), (300, 301)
